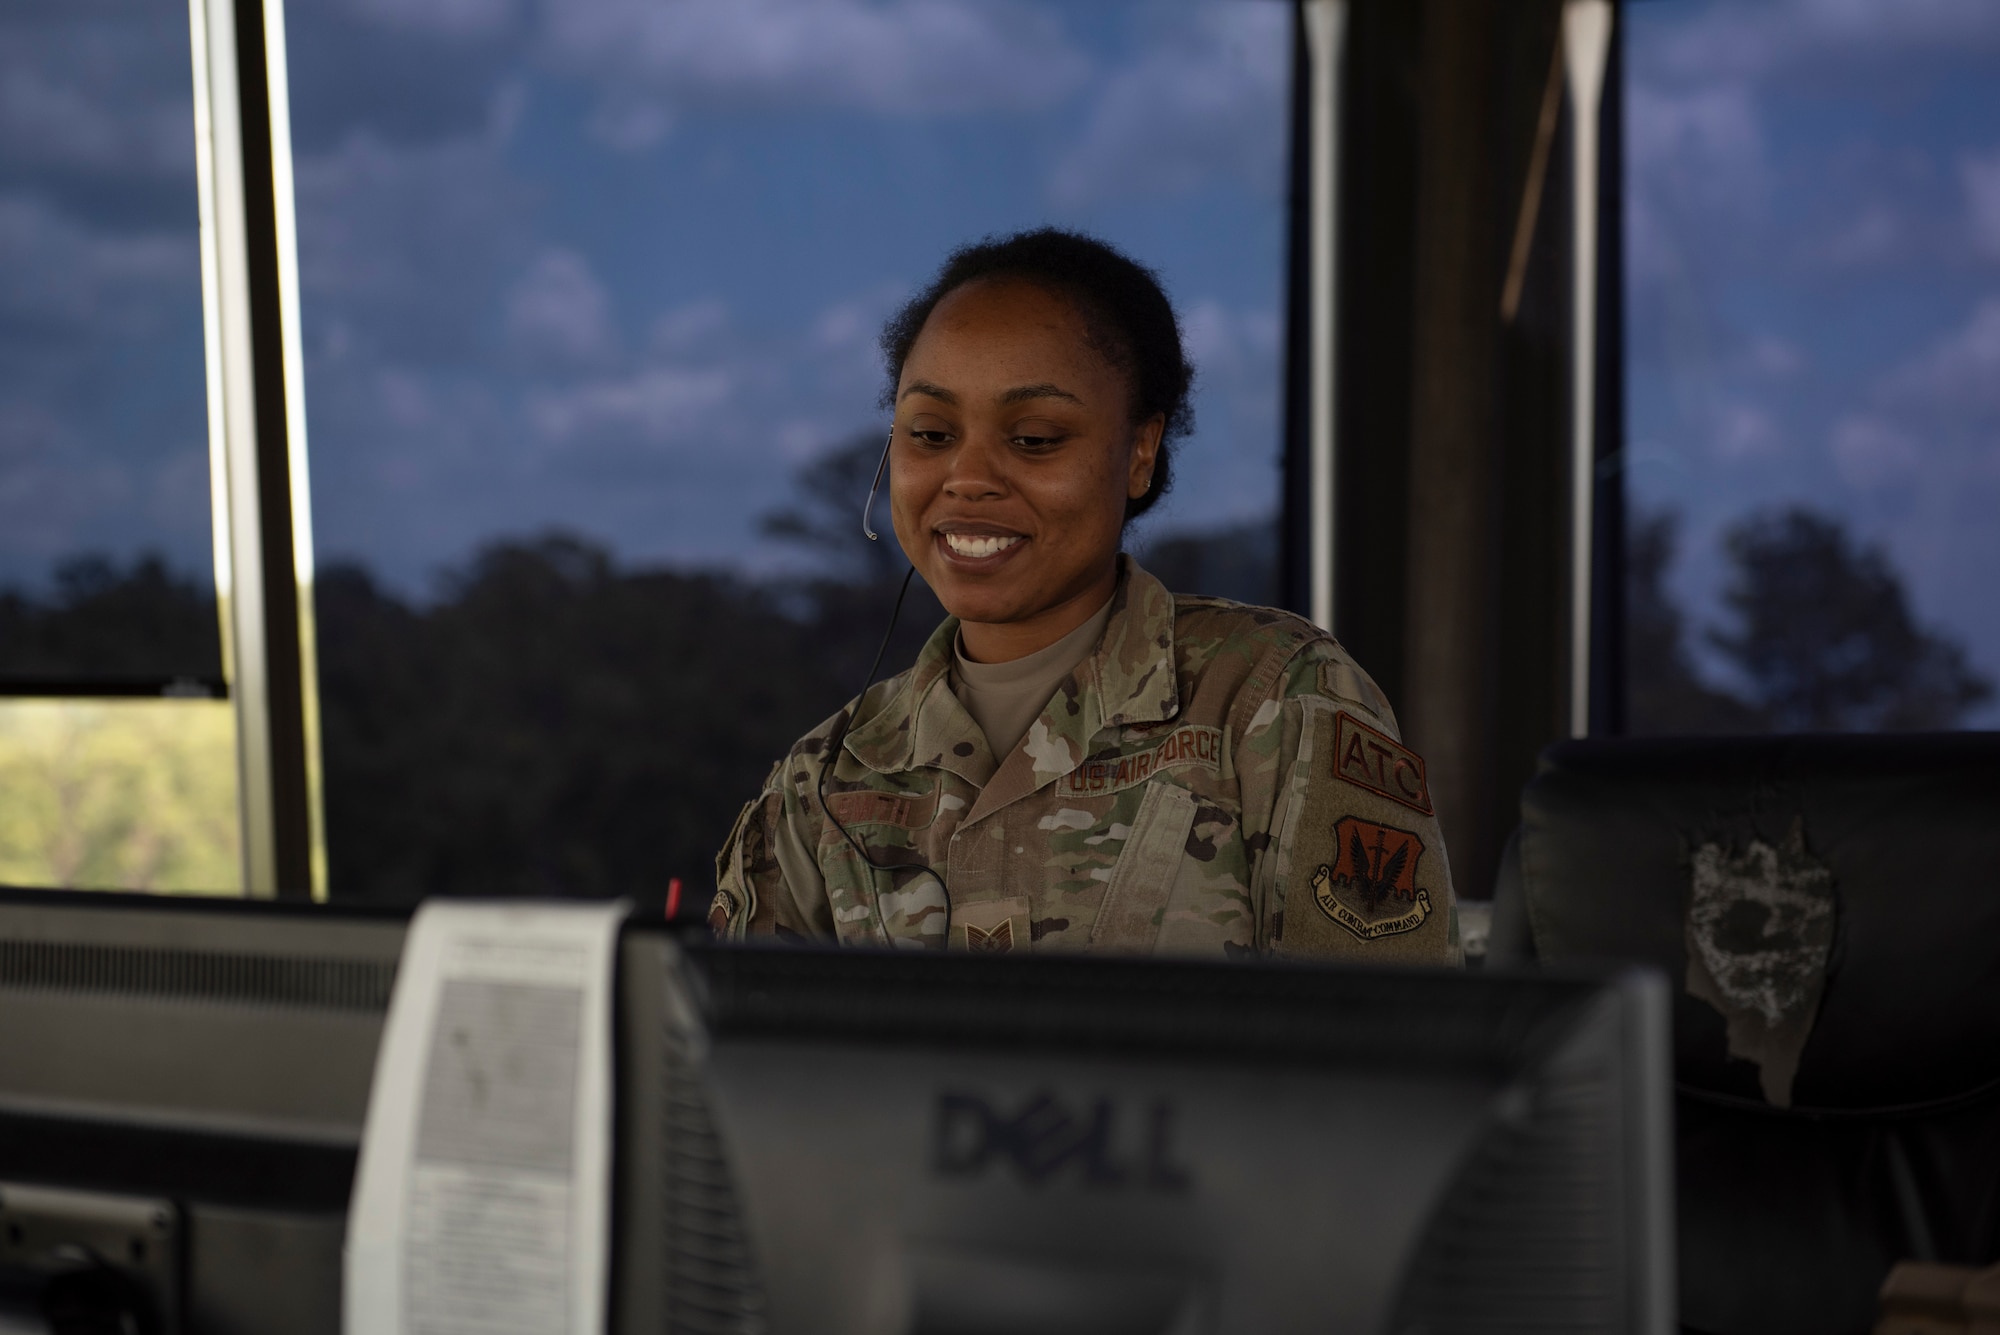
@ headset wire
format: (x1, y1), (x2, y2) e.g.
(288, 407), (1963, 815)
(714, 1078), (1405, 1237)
(816, 565), (951, 935)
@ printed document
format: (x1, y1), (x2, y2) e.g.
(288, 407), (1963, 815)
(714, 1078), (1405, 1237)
(345, 900), (625, 1335)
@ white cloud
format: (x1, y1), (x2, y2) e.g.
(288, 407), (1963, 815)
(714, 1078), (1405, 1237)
(0, 7), (198, 180)
(0, 398), (210, 576)
(1639, 0), (2000, 85)
(1962, 150), (2000, 261)
(813, 298), (880, 353)
(1711, 402), (1784, 462)
(1812, 203), (1904, 268)
(776, 418), (829, 464)
(293, 128), (535, 362)
(0, 194), (193, 331)
(1123, 297), (1281, 529)
(1810, 297), (2000, 501)
(586, 95), (676, 153)
(647, 301), (732, 355)
(1624, 80), (1771, 289)
(1627, 81), (1768, 217)
(810, 281), (907, 350)
(541, 0), (1091, 149)
(506, 248), (615, 363)
(0, 66), (191, 177)
(1882, 297), (2000, 418)
(1746, 334), (1806, 379)
(528, 366), (735, 444)
(1046, 1), (1287, 207)
(343, 0), (520, 41)
(1829, 414), (1921, 488)
(1626, 5), (2000, 287)
(1179, 299), (1279, 382)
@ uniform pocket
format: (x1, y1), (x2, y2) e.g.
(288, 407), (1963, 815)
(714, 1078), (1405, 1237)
(1089, 781), (1198, 954)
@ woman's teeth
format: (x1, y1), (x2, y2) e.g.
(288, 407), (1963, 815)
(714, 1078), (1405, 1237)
(943, 533), (1023, 559)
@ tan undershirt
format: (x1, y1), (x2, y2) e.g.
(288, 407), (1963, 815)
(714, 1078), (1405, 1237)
(951, 596), (1115, 762)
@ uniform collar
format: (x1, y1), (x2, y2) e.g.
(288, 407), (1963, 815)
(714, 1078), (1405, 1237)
(844, 554), (1181, 784)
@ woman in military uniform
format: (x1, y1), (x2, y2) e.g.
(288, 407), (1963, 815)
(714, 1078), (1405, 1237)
(713, 229), (1459, 963)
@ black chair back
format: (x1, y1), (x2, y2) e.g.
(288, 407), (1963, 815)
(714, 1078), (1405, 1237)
(1493, 733), (2000, 1334)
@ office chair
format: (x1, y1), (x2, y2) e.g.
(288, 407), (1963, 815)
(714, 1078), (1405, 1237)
(1488, 732), (2000, 1335)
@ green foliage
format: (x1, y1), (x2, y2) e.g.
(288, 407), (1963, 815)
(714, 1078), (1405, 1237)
(0, 700), (239, 893)
(0, 555), (223, 682)
(1625, 512), (1768, 733)
(20, 461), (1984, 904)
(1712, 508), (1993, 731)
(1626, 506), (1993, 734)
(313, 535), (946, 905)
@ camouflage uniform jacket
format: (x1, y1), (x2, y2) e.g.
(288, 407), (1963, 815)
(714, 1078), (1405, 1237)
(712, 557), (1460, 963)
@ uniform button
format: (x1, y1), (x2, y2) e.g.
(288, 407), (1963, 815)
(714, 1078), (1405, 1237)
(1014, 846), (1024, 854)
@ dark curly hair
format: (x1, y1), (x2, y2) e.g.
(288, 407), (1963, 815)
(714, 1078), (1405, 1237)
(878, 227), (1195, 520)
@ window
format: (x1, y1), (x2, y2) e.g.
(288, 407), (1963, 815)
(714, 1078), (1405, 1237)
(1624, 0), (2000, 734)
(284, 0), (1294, 901)
(0, 0), (239, 892)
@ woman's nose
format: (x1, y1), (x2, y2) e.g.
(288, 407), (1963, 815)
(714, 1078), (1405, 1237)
(942, 433), (1007, 501)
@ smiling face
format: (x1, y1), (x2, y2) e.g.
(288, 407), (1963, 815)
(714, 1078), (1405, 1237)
(890, 278), (1163, 663)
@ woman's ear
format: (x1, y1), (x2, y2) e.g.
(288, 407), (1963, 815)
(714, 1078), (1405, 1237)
(1127, 414), (1167, 500)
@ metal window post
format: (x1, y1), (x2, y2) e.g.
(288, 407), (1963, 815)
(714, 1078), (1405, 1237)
(188, 0), (326, 898)
(1563, 0), (1612, 738)
(1302, 0), (1346, 634)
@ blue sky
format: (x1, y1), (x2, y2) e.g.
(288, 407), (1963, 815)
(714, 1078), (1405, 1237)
(3, 0), (1996, 728)
(0, 0), (1291, 596)
(1625, 0), (2000, 721)
(281, 0), (1291, 590)
(0, 2), (211, 591)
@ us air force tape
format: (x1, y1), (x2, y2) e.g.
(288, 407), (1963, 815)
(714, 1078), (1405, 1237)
(1279, 705), (1454, 963)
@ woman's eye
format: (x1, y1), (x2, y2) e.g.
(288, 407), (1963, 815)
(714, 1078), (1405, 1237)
(1010, 433), (1065, 451)
(908, 428), (953, 447)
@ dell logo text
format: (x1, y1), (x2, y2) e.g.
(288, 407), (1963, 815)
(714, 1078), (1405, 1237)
(931, 1091), (1192, 1191)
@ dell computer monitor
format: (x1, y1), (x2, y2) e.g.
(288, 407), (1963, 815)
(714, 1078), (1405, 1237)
(611, 938), (1676, 1335)
(0, 886), (406, 1335)
(0, 891), (1673, 1334)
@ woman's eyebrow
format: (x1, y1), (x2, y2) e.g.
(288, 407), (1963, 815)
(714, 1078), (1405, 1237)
(899, 379), (957, 403)
(998, 382), (1083, 406)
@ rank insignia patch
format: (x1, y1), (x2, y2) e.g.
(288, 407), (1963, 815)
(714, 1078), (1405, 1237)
(965, 920), (1015, 953)
(1311, 816), (1434, 941)
(952, 896), (1029, 954)
(1332, 712), (1432, 815)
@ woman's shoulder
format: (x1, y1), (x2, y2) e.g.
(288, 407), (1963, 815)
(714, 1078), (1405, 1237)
(759, 664), (922, 796)
(1169, 593), (1398, 732)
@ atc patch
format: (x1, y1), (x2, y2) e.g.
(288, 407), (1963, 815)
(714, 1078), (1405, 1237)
(1311, 817), (1435, 941)
(1332, 711), (1432, 815)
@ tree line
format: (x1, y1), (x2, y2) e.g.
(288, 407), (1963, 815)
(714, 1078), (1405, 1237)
(1, 435), (1988, 902)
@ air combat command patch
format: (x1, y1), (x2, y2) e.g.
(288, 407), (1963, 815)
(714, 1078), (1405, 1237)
(1310, 816), (1433, 940)
(1276, 701), (1454, 963)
